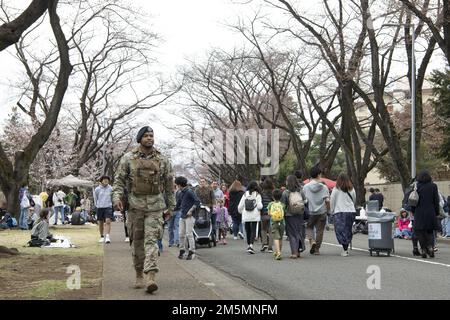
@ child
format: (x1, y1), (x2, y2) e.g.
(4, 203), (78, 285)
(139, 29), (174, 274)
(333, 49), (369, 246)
(268, 189), (285, 260)
(395, 209), (412, 239)
(29, 209), (54, 247)
(215, 199), (229, 245)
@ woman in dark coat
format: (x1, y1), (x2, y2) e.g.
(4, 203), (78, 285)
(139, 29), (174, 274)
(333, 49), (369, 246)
(281, 175), (306, 258)
(228, 180), (245, 239)
(411, 170), (440, 258)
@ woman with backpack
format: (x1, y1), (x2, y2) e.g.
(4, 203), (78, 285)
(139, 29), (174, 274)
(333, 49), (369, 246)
(281, 175), (307, 259)
(229, 180), (245, 239)
(330, 173), (356, 257)
(238, 181), (263, 254)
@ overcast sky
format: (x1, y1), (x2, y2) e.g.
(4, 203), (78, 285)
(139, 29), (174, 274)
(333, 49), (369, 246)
(0, 1), (256, 140)
(0, 0), (445, 146)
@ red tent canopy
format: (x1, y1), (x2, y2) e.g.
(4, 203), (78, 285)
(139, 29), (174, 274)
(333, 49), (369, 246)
(303, 178), (336, 190)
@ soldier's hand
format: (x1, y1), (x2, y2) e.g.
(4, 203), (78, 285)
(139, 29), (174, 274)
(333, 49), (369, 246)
(114, 201), (123, 212)
(186, 210), (193, 217)
(163, 210), (172, 220)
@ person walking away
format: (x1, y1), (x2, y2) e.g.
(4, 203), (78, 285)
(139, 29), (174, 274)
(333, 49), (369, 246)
(268, 189), (285, 260)
(195, 178), (216, 238)
(215, 199), (229, 244)
(52, 188), (66, 225)
(19, 185), (31, 230)
(238, 181), (263, 254)
(281, 175), (307, 259)
(260, 178), (275, 253)
(113, 126), (174, 294)
(222, 184), (230, 209)
(229, 180), (245, 240)
(330, 173), (356, 257)
(175, 176), (200, 260)
(94, 176), (114, 244)
(168, 185), (181, 247)
(303, 166), (330, 255)
(411, 170), (440, 258)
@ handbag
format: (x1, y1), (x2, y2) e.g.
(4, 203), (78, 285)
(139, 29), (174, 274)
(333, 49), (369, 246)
(408, 183), (419, 207)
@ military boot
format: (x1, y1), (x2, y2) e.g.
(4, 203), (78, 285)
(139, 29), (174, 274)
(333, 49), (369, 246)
(145, 271), (158, 294)
(134, 270), (144, 289)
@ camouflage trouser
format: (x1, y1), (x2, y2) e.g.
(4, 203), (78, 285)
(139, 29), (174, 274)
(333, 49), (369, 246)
(127, 209), (163, 273)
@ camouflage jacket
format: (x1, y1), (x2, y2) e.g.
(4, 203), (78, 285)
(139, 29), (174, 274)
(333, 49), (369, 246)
(112, 147), (175, 212)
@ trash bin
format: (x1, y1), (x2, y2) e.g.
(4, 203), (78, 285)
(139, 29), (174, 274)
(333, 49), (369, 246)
(367, 211), (396, 256)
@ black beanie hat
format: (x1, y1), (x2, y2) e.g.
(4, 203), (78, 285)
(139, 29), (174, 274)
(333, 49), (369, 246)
(136, 126), (153, 143)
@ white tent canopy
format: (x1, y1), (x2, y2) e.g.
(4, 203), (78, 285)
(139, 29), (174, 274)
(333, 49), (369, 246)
(46, 174), (94, 188)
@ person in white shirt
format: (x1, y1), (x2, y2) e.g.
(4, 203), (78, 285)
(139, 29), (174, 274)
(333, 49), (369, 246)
(330, 173), (356, 257)
(238, 181), (263, 254)
(94, 176), (113, 244)
(52, 188), (66, 225)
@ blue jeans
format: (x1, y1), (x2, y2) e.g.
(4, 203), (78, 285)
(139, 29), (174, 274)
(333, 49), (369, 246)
(442, 217), (450, 236)
(54, 206), (65, 225)
(19, 207), (29, 229)
(168, 210), (181, 246)
(232, 215), (243, 237)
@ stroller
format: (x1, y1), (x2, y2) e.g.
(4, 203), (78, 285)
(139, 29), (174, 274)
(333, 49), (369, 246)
(352, 207), (368, 235)
(193, 205), (216, 248)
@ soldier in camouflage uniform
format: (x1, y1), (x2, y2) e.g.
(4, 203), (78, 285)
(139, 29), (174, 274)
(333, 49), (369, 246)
(112, 126), (174, 294)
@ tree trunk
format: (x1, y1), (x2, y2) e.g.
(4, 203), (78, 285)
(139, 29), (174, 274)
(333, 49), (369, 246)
(6, 183), (22, 219)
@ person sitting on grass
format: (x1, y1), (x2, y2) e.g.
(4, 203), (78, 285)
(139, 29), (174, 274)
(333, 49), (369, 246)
(395, 209), (413, 240)
(268, 189), (285, 260)
(29, 209), (55, 247)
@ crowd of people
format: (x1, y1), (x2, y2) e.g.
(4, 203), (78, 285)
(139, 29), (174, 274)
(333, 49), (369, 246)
(1, 166), (449, 262)
(169, 167), (449, 261)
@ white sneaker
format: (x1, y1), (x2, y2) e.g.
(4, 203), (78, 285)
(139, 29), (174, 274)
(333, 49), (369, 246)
(341, 250), (349, 257)
(233, 236), (238, 240)
(105, 234), (111, 244)
(98, 236), (105, 243)
(124, 237), (130, 242)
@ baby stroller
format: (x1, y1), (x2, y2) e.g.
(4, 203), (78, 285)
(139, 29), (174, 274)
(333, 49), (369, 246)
(193, 205), (216, 248)
(352, 207), (368, 235)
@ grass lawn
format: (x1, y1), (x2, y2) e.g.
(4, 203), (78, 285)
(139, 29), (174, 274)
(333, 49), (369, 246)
(0, 223), (103, 299)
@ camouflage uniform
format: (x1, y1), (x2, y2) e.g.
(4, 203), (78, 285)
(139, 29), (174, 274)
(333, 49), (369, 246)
(112, 147), (174, 274)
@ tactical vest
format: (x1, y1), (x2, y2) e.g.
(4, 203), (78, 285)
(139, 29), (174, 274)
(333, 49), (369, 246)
(130, 158), (161, 195)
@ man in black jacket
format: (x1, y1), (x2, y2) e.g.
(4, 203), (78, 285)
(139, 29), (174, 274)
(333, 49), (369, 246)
(174, 176), (201, 260)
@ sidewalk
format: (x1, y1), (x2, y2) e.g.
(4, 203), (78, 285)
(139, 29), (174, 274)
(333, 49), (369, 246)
(102, 222), (269, 300)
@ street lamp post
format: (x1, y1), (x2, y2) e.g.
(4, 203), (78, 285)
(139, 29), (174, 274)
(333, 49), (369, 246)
(383, 23), (416, 179)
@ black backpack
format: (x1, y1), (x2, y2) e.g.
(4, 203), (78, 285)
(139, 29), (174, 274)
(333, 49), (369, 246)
(244, 197), (256, 211)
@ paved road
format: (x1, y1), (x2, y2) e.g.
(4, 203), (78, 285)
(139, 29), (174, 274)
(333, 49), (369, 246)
(102, 222), (269, 300)
(194, 229), (450, 300)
